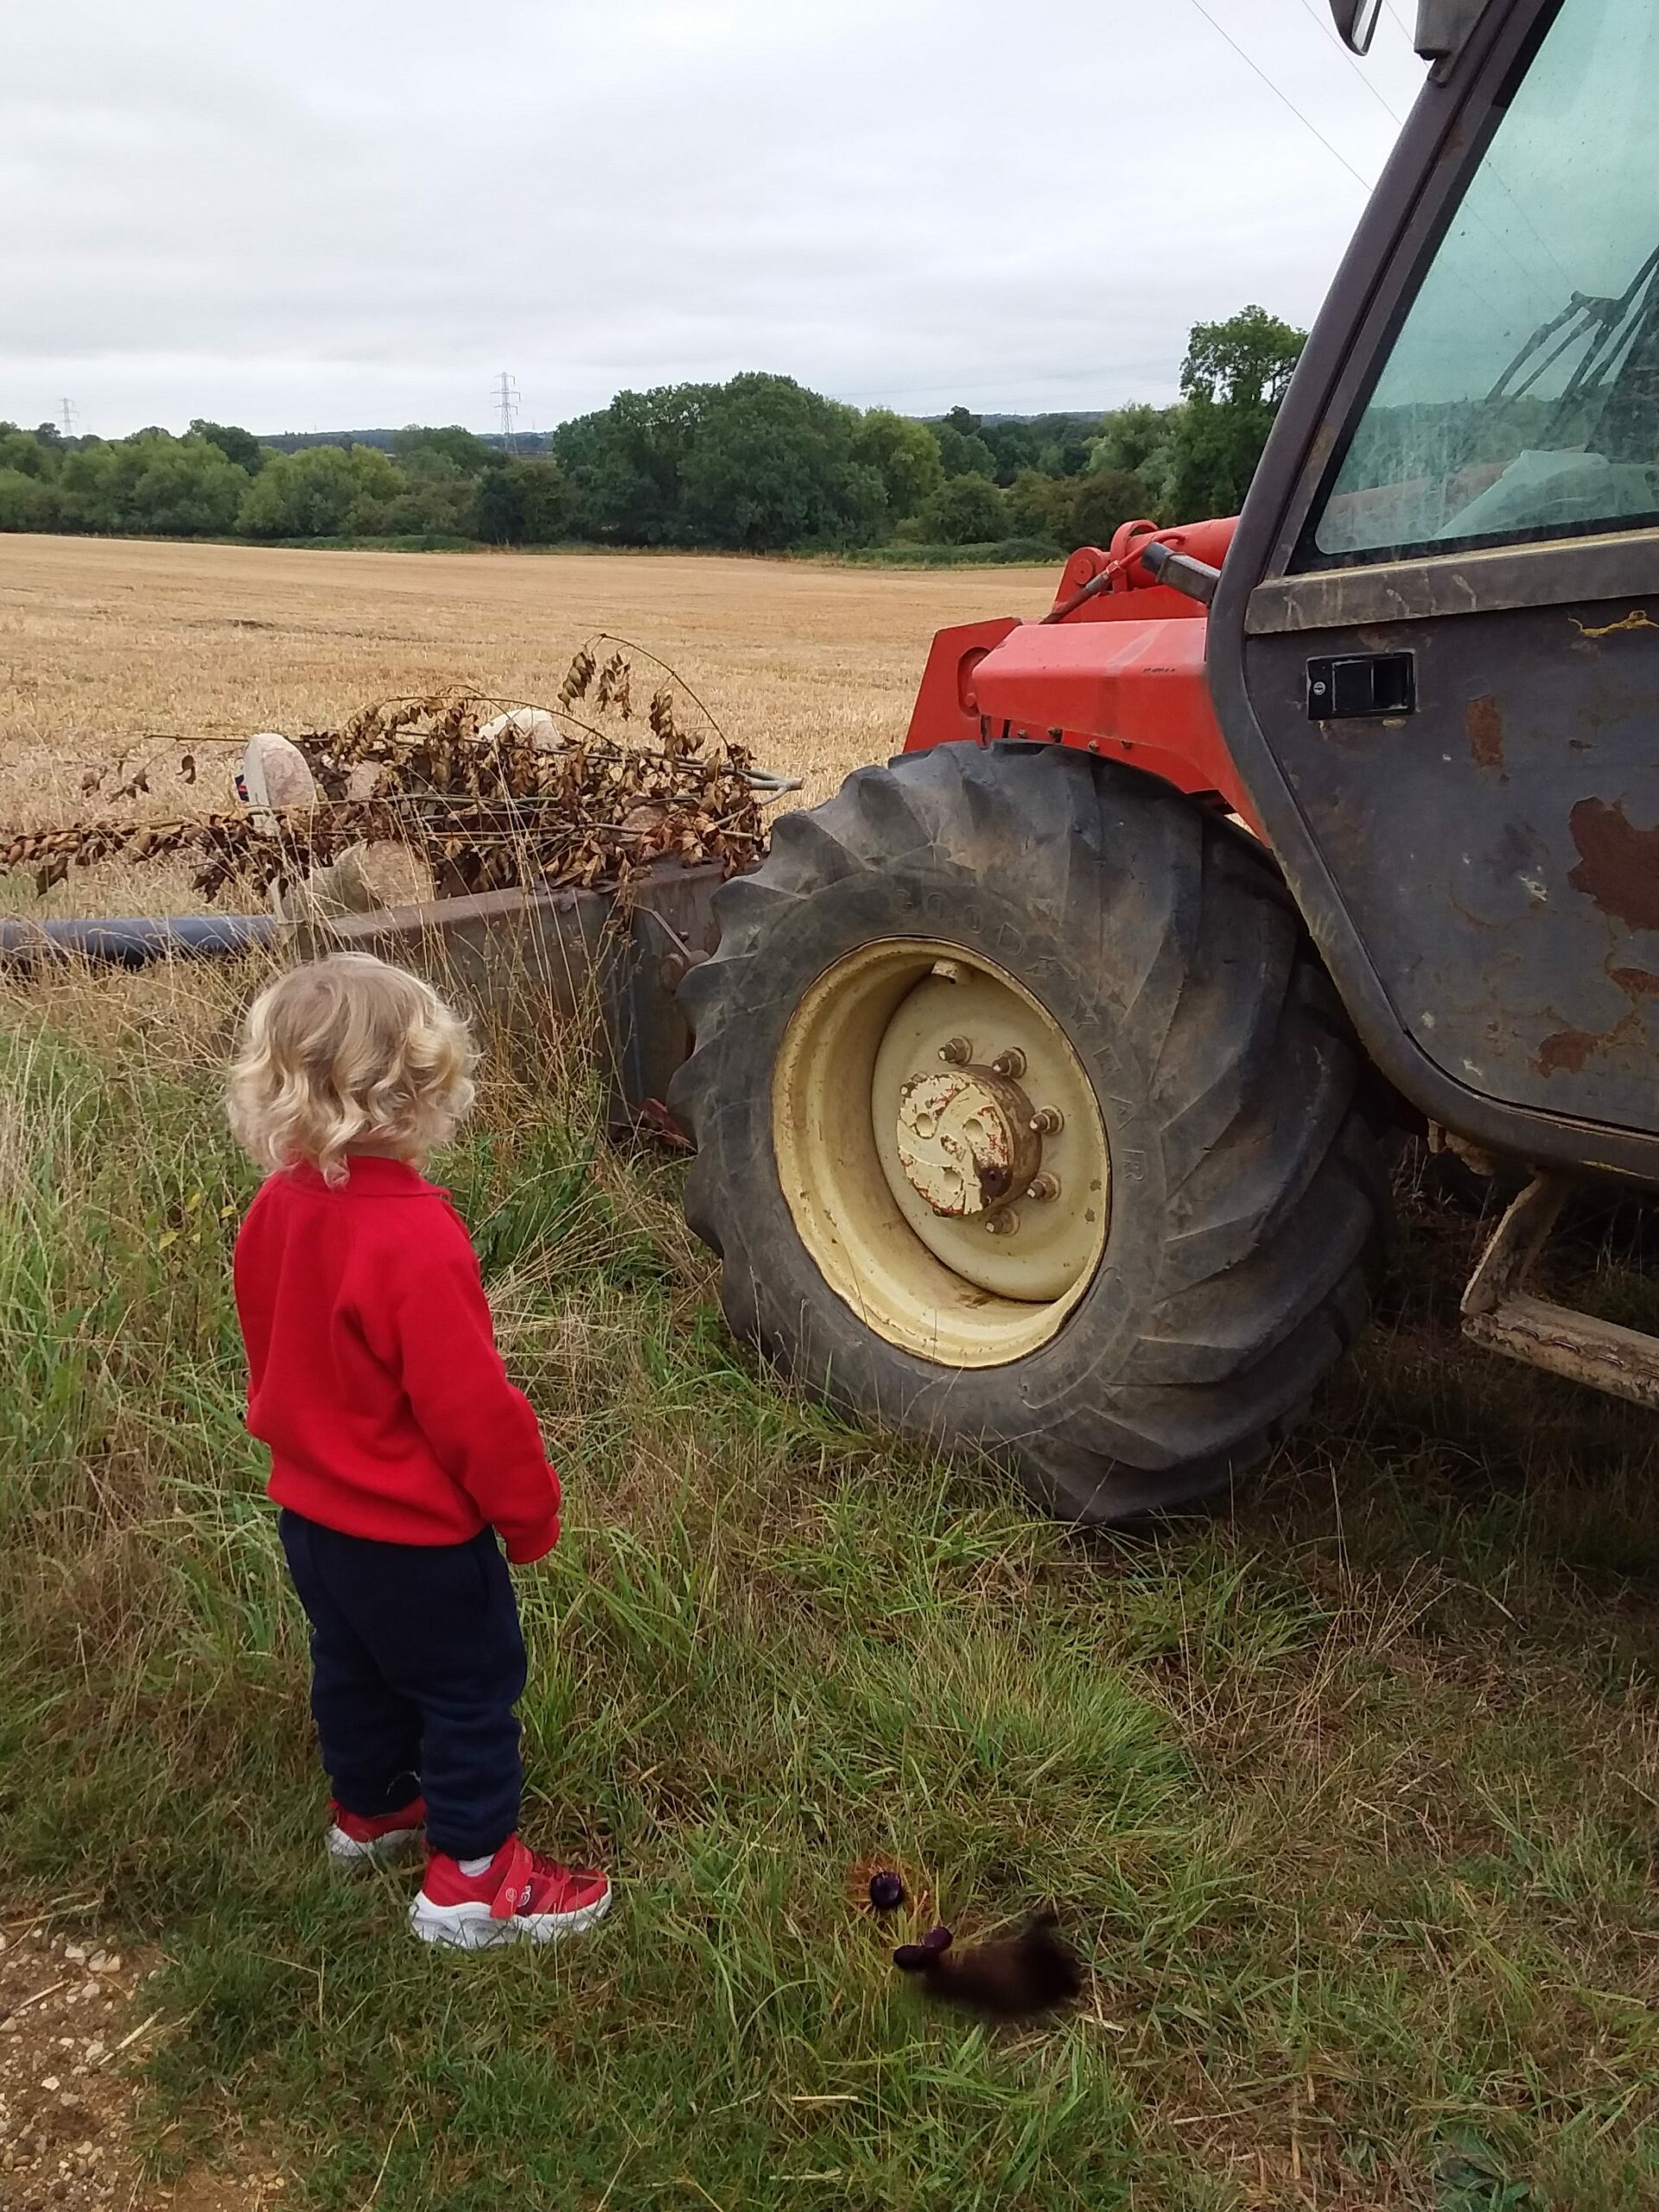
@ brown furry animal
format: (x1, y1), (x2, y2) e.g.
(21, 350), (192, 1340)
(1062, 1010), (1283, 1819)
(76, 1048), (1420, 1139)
(892, 1911), (1082, 2019)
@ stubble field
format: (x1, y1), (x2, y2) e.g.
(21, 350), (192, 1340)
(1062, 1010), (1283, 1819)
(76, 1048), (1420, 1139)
(0, 533), (1057, 823)
(1, 535), (1657, 2212)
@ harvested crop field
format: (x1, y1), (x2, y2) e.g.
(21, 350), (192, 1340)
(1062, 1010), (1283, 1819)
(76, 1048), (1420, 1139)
(2, 535), (1658, 2212)
(0, 534), (1058, 830)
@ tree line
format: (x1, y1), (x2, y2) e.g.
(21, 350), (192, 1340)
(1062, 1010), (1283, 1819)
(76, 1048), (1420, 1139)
(0, 308), (1304, 557)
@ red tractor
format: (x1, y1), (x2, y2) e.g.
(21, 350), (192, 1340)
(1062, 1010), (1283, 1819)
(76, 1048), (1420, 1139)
(671, 0), (1659, 1521)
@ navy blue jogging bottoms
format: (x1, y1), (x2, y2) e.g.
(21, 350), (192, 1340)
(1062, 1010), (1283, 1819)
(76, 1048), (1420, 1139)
(278, 1509), (527, 1861)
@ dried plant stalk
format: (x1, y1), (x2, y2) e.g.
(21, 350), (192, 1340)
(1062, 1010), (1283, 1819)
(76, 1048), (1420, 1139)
(3, 649), (766, 906)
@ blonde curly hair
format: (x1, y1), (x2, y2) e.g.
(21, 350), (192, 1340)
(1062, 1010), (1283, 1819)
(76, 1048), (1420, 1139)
(228, 953), (476, 1185)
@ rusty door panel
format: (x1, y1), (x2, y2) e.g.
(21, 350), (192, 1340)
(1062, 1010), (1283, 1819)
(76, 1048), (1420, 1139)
(1243, 592), (1659, 1130)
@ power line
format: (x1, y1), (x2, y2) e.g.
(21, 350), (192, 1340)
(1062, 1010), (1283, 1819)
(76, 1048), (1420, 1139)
(1231, 0), (1572, 324)
(1181, 0), (1375, 191)
(1303, 0), (1573, 299)
(1292, 0), (1409, 123)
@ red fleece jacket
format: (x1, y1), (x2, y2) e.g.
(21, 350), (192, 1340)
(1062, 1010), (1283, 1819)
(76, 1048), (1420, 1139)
(233, 1156), (561, 1562)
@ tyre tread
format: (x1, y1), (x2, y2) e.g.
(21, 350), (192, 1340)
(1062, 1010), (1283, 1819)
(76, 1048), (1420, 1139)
(671, 742), (1385, 1524)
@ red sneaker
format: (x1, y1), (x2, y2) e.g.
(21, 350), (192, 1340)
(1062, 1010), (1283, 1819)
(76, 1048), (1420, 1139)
(326, 1796), (427, 1865)
(410, 1836), (612, 1948)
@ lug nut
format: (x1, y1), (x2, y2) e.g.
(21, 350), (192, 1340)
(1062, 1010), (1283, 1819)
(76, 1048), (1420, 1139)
(990, 1048), (1027, 1078)
(938, 1037), (973, 1066)
(1027, 1173), (1061, 1201)
(984, 1209), (1020, 1236)
(1029, 1107), (1064, 1135)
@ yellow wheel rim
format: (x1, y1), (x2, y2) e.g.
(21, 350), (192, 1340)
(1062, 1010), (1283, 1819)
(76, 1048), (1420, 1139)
(771, 940), (1110, 1368)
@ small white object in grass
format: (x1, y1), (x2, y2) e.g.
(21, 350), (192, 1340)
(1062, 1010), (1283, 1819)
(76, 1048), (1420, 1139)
(270, 844), (385, 926)
(478, 708), (559, 753)
(238, 732), (318, 812)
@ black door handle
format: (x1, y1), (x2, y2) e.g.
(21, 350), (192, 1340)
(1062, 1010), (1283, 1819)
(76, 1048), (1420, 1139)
(1307, 653), (1417, 720)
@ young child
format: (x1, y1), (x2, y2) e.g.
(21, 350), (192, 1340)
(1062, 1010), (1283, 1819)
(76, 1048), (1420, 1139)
(227, 950), (610, 1948)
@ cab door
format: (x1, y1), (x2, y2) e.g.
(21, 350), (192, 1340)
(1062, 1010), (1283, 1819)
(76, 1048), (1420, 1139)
(1209, 0), (1659, 1182)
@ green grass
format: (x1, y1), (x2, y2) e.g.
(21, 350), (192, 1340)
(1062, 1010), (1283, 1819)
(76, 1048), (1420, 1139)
(1, 972), (1656, 2209)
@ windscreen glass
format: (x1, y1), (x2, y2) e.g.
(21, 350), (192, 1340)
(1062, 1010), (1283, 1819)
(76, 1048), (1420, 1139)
(1307, 0), (1659, 565)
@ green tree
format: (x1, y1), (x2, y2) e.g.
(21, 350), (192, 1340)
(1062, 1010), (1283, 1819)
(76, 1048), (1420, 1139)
(128, 435), (249, 535)
(553, 384), (715, 543)
(851, 410), (944, 519)
(379, 448), (475, 537)
(1067, 467), (1154, 549)
(918, 473), (1007, 544)
(979, 420), (1042, 484)
(1182, 305), (1305, 409)
(54, 432), (247, 537)
(471, 463), (525, 544)
(470, 459), (576, 545)
(0, 468), (60, 531)
(0, 427), (59, 479)
(1005, 467), (1071, 543)
(484, 457), (579, 543)
(237, 444), (400, 538)
(678, 374), (886, 550)
(392, 424), (494, 476)
(190, 419), (265, 474)
(515, 460), (575, 543)
(1090, 403), (1172, 480)
(1166, 305), (1305, 520)
(934, 423), (999, 480)
(55, 442), (122, 531)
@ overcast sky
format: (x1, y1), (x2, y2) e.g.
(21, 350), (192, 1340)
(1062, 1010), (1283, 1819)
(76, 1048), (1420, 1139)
(3, 0), (1430, 439)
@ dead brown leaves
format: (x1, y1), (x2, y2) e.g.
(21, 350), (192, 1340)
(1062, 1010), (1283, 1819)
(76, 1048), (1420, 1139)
(2, 645), (766, 906)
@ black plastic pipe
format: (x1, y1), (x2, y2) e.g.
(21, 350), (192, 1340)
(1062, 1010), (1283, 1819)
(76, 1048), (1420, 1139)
(0, 912), (277, 969)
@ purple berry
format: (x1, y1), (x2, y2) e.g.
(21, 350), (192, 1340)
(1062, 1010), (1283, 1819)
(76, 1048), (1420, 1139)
(868, 1871), (906, 1913)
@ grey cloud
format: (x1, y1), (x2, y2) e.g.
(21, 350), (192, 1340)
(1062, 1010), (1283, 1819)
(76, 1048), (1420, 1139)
(3, 0), (1428, 435)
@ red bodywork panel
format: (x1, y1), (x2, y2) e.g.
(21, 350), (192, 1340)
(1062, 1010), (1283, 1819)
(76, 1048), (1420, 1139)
(901, 515), (1261, 833)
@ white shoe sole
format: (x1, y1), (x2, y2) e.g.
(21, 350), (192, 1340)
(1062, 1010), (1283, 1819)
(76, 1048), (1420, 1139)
(327, 1822), (424, 1866)
(410, 1885), (613, 1948)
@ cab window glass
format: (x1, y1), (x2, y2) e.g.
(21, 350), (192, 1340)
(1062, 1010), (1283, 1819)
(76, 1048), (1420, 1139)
(1308, 0), (1659, 565)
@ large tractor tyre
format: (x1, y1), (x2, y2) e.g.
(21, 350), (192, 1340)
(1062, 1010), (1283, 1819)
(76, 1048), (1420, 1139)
(670, 742), (1385, 1524)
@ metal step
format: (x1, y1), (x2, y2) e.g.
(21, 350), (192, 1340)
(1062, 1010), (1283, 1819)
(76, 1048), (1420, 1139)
(1460, 1172), (1659, 1411)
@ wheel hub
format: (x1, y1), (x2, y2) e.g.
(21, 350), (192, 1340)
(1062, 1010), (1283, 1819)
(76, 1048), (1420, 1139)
(771, 938), (1111, 1363)
(894, 1066), (1040, 1218)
